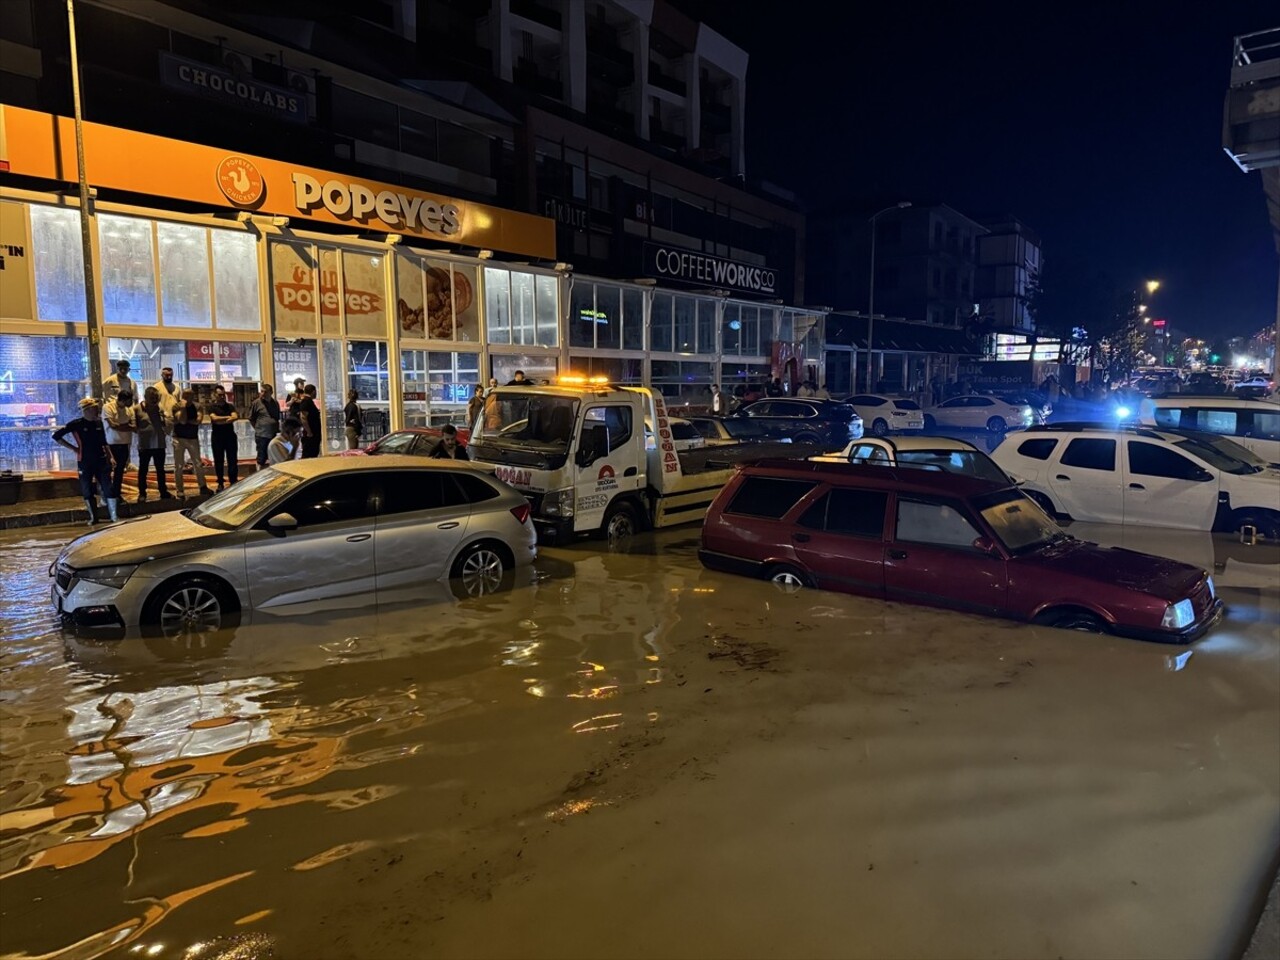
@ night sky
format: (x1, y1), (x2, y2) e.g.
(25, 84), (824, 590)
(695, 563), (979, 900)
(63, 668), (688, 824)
(683, 1), (1278, 339)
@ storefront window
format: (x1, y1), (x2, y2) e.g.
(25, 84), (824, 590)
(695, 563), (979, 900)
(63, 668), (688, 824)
(650, 293), (673, 352)
(570, 281), (596, 348)
(720, 361), (773, 401)
(322, 338), (344, 452)
(484, 267), (558, 348)
(341, 250), (388, 339)
(158, 221), (212, 328)
(490, 354), (558, 385)
(0, 334), (88, 472)
(651, 359), (715, 410)
(567, 356), (642, 384)
(212, 230), (260, 330)
(759, 306), (779, 357)
(674, 296), (695, 352)
(400, 349), (429, 427)
(696, 299), (717, 355)
(347, 339), (391, 442)
(98, 214), (157, 326)
(595, 285), (621, 350)
(270, 241), (319, 337)
(622, 288), (644, 350)
(29, 205), (87, 323)
(722, 303), (741, 355)
(428, 351), (480, 427)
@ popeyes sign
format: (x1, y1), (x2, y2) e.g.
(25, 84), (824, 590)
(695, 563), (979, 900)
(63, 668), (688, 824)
(1, 106), (555, 259)
(274, 263), (381, 316)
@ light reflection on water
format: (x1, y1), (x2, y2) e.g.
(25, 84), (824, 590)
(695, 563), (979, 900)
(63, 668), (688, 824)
(0, 527), (693, 959)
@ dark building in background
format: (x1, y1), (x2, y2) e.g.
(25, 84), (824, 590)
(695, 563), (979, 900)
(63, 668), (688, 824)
(808, 203), (987, 328)
(0, 0), (802, 301)
(975, 217), (1041, 336)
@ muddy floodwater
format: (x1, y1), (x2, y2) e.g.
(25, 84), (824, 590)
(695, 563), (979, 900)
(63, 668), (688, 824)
(1, 523), (1277, 960)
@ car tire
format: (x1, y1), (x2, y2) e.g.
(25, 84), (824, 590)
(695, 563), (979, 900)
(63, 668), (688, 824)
(601, 502), (638, 548)
(923, 414), (936, 431)
(1040, 608), (1108, 633)
(794, 433), (822, 445)
(142, 575), (238, 637)
(765, 564), (809, 593)
(450, 540), (510, 598)
(871, 418), (889, 437)
(986, 416), (1007, 434)
(1231, 511), (1280, 542)
(1025, 490), (1062, 520)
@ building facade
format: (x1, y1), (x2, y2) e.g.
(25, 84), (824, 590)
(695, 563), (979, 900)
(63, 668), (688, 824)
(975, 217), (1041, 336)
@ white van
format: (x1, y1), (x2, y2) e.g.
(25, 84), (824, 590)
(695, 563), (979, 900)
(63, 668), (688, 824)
(1139, 397), (1280, 466)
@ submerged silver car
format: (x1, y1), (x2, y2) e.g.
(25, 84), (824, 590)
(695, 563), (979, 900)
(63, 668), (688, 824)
(51, 456), (537, 631)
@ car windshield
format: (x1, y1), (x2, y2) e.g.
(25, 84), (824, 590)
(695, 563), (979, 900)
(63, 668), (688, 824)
(895, 449), (1011, 483)
(1171, 433), (1266, 475)
(187, 468), (302, 530)
(977, 492), (1065, 555)
(470, 392), (579, 451)
(369, 431), (419, 455)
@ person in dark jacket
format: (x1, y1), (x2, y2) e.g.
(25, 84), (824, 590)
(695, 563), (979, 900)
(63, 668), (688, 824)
(427, 424), (469, 460)
(297, 384), (323, 458)
(248, 383), (281, 467)
(136, 386), (172, 502)
(343, 389), (363, 450)
(53, 397), (118, 525)
(208, 385), (239, 490)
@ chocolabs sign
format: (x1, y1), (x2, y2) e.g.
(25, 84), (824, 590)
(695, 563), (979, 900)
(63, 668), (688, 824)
(160, 53), (306, 124)
(644, 242), (778, 296)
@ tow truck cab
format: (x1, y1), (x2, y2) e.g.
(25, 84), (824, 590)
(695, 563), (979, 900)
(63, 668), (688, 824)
(465, 380), (738, 543)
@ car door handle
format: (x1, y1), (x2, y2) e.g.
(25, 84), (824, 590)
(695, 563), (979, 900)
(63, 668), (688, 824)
(888, 549), (908, 560)
(1128, 483), (1145, 490)
(1055, 474), (1070, 481)
(792, 533), (811, 543)
(437, 522), (460, 529)
(623, 466), (638, 477)
(346, 534), (372, 542)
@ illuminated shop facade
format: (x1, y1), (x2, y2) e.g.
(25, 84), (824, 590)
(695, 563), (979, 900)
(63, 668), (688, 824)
(0, 107), (823, 472)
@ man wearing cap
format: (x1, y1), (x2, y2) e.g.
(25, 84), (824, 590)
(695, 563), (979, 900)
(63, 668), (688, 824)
(103, 359), (138, 405)
(53, 398), (119, 524)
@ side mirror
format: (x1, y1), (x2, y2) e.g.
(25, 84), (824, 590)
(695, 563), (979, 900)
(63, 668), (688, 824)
(972, 536), (997, 555)
(267, 512), (298, 533)
(1193, 469), (1214, 483)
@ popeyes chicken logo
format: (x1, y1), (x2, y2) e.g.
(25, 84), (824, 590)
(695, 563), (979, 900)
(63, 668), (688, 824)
(216, 155), (265, 207)
(275, 265), (382, 316)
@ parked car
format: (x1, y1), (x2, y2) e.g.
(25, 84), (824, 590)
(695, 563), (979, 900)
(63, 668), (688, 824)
(338, 427), (470, 458)
(840, 394), (925, 436)
(811, 435), (1016, 484)
(991, 423), (1280, 539)
(924, 395), (1035, 433)
(1140, 396), (1280, 466)
(50, 456), (537, 630)
(997, 391), (1052, 424)
(644, 416), (705, 452)
(729, 398), (864, 446)
(1234, 376), (1276, 399)
(698, 460), (1222, 642)
(685, 416), (776, 447)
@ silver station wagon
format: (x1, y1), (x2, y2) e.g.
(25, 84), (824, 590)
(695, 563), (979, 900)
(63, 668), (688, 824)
(51, 456), (537, 631)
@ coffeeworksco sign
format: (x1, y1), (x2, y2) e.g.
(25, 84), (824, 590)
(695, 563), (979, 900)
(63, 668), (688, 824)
(0, 106), (554, 259)
(644, 242), (778, 296)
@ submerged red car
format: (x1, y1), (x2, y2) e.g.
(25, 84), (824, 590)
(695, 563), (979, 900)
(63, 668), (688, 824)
(699, 460), (1223, 642)
(337, 427), (470, 458)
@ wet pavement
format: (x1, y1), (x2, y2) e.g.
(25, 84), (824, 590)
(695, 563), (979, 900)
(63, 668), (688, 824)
(0, 522), (1277, 960)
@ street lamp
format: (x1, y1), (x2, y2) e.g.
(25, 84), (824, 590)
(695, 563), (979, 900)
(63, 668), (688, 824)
(1146, 279), (1161, 295)
(866, 201), (912, 392)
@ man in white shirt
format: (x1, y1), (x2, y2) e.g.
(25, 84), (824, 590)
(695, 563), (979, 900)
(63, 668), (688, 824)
(710, 384), (726, 415)
(267, 417), (301, 465)
(103, 388), (137, 499)
(152, 365), (181, 421)
(102, 359), (138, 404)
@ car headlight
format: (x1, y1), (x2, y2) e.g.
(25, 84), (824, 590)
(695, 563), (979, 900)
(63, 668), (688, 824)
(1161, 598), (1195, 630)
(541, 488), (574, 518)
(77, 565), (138, 589)
(1205, 576), (1215, 598)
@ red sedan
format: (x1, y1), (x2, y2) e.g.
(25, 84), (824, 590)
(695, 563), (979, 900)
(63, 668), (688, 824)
(337, 427), (470, 458)
(699, 460), (1223, 642)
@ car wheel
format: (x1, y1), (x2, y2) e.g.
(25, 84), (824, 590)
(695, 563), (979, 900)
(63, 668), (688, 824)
(766, 564), (809, 593)
(451, 541), (509, 597)
(1232, 511), (1280, 542)
(794, 432), (822, 445)
(1043, 609), (1108, 633)
(986, 416), (1007, 434)
(871, 418), (889, 437)
(144, 576), (235, 637)
(923, 414), (937, 431)
(1026, 491), (1061, 520)
(602, 502), (638, 548)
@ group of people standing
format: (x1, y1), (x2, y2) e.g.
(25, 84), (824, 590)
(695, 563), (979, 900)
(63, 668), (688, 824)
(51, 358), (367, 525)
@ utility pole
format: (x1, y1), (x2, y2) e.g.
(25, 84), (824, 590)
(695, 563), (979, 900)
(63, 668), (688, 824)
(67, 0), (104, 398)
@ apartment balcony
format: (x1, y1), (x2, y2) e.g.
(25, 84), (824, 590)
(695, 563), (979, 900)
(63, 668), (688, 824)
(1224, 28), (1280, 172)
(587, 46), (634, 87)
(648, 63), (687, 97)
(514, 58), (563, 100)
(700, 99), (732, 134)
(649, 119), (685, 152)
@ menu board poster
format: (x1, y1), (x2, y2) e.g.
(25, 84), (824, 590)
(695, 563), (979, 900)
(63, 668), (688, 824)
(341, 250), (387, 339)
(395, 253), (425, 340)
(270, 241), (318, 337)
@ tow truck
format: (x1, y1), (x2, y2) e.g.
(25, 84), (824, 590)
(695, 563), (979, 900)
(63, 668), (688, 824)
(466, 377), (812, 544)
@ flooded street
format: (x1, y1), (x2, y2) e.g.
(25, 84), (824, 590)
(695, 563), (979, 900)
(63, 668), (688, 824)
(1, 523), (1277, 960)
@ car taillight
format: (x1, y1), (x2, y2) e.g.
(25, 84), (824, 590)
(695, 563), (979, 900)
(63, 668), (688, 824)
(510, 503), (531, 525)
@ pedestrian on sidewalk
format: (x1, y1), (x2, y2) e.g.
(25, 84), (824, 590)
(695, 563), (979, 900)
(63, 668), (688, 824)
(268, 418), (301, 465)
(152, 366), (181, 420)
(172, 389), (210, 499)
(53, 398), (118, 525)
(249, 383), (281, 467)
(467, 384), (485, 427)
(298, 384), (322, 458)
(103, 359), (138, 405)
(102, 388), (137, 500)
(344, 389), (363, 450)
(208, 385), (239, 491)
(136, 386), (172, 502)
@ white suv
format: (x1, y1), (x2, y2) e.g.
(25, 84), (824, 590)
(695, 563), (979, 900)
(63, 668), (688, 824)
(992, 424), (1280, 540)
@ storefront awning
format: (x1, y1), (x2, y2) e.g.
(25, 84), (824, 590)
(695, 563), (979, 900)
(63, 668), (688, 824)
(826, 312), (982, 355)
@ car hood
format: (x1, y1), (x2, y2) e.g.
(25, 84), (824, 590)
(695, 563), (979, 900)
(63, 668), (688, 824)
(1018, 539), (1204, 601)
(59, 512), (235, 569)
